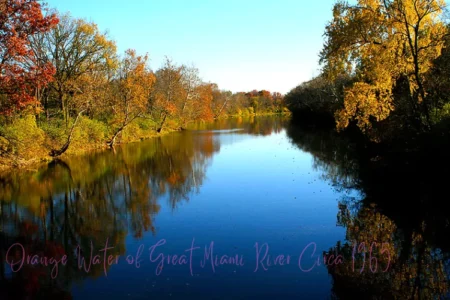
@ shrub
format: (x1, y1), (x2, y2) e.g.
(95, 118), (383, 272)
(121, 121), (142, 142)
(80, 117), (108, 144)
(2, 115), (46, 160)
(137, 118), (157, 132)
(67, 117), (108, 153)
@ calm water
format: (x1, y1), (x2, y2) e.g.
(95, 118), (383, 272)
(1, 116), (449, 299)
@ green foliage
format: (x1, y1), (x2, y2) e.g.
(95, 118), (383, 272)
(1, 115), (47, 160)
(117, 119), (159, 143)
(80, 117), (108, 144)
(136, 118), (157, 131)
(40, 119), (67, 146)
(121, 122), (143, 142)
(62, 117), (107, 154)
(431, 103), (450, 125)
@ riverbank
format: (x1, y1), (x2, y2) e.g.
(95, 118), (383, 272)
(0, 112), (289, 173)
(290, 106), (450, 153)
(0, 129), (168, 173)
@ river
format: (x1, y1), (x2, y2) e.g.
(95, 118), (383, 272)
(0, 115), (449, 299)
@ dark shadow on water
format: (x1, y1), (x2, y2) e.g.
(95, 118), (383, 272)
(0, 115), (449, 299)
(286, 121), (450, 299)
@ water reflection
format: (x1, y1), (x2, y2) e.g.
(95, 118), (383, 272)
(1, 115), (449, 299)
(286, 124), (450, 299)
(0, 116), (289, 299)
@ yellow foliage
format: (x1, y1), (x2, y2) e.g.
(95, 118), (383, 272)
(113, 49), (156, 118)
(322, 0), (447, 133)
(337, 82), (394, 131)
(3, 115), (47, 160)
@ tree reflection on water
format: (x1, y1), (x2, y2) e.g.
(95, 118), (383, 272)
(287, 123), (450, 299)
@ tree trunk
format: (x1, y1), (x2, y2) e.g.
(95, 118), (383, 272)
(44, 94), (49, 122)
(107, 125), (125, 148)
(59, 90), (65, 121)
(35, 87), (40, 127)
(49, 110), (85, 157)
(107, 113), (141, 147)
(157, 114), (168, 133)
(214, 98), (229, 119)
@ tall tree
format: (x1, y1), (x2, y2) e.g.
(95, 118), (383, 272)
(30, 12), (116, 127)
(150, 57), (184, 132)
(107, 49), (155, 148)
(0, 0), (58, 115)
(177, 66), (216, 127)
(320, 0), (448, 134)
(191, 83), (214, 122)
(179, 64), (201, 128)
(211, 86), (232, 119)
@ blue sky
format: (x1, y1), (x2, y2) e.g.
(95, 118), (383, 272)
(44, 0), (337, 94)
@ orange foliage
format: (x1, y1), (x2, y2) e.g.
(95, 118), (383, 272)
(0, 0), (58, 114)
(194, 83), (215, 121)
(167, 171), (181, 185)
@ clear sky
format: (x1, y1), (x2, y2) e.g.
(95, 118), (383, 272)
(43, 0), (337, 95)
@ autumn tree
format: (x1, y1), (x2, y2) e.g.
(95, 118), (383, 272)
(107, 49), (155, 147)
(30, 12), (116, 127)
(257, 90), (274, 113)
(229, 92), (251, 115)
(320, 0), (448, 134)
(245, 90), (259, 114)
(150, 57), (184, 132)
(271, 92), (285, 112)
(211, 86), (232, 118)
(190, 83), (215, 122)
(178, 65), (201, 127)
(0, 0), (58, 115)
(148, 61), (218, 130)
(69, 66), (112, 120)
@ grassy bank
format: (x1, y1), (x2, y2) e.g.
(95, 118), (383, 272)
(0, 116), (176, 172)
(0, 112), (289, 173)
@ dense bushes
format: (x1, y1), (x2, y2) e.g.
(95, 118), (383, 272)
(0, 116), (47, 161)
(284, 75), (353, 127)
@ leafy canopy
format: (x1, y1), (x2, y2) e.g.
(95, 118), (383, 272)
(0, 0), (59, 114)
(320, 0), (447, 132)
